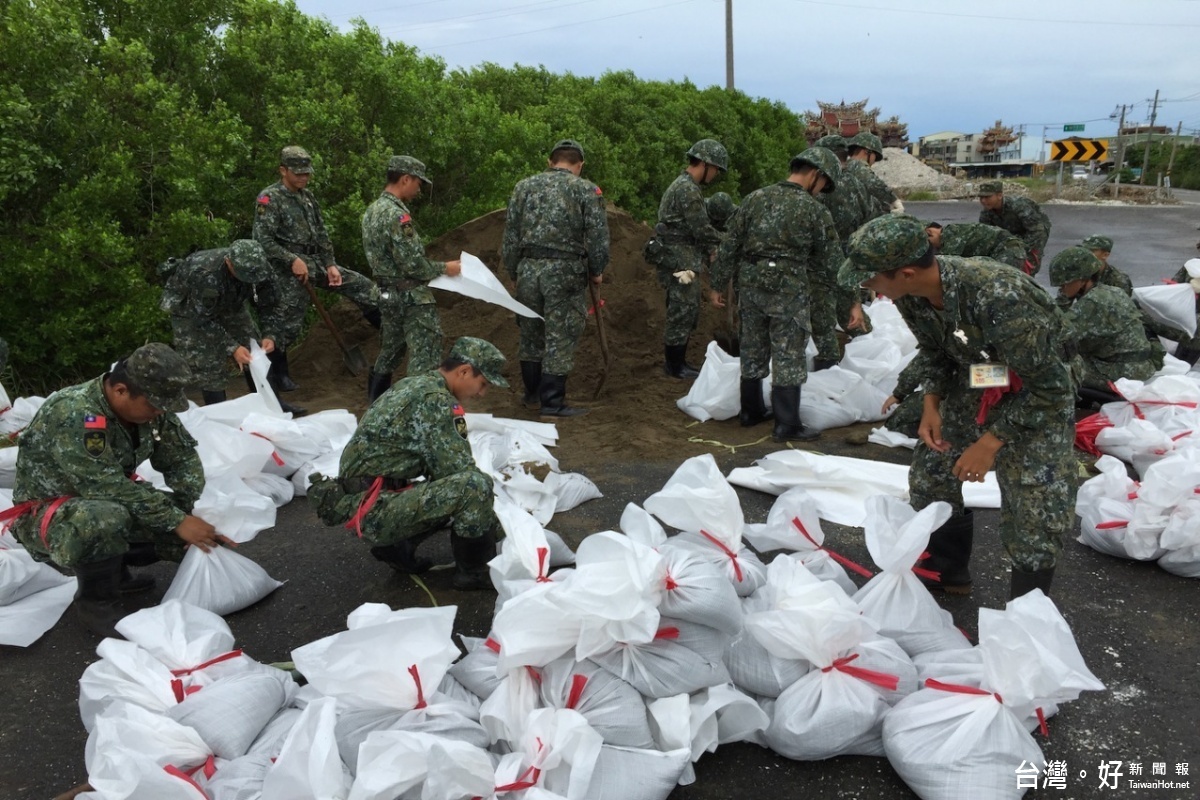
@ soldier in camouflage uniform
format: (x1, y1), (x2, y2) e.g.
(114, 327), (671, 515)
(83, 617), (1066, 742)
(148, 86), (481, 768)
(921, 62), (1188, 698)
(502, 139), (609, 417)
(160, 239), (280, 407)
(1167, 260), (1200, 364)
(976, 180), (1051, 275)
(362, 156), (462, 404)
(1080, 234), (1133, 294)
(307, 338), (508, 590)
(925, 221), (1027, 270)
(840, 216), (1075, 600)
(846, 131), (902, 220)
(705, 192), (738, 232)
(3, 343), (230, 636)
(651, 138), (729, 379)
(712, 147), (842, 443)
(1050, 247), (1162, 393)
(253, 145), (380, 392)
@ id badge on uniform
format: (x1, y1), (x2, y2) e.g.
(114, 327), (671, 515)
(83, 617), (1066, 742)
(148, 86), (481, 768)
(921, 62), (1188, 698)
(969, 363), (1010, 389)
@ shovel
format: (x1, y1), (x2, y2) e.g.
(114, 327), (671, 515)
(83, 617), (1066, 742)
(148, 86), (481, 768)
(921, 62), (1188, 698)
(589, 280), (612, 399)
(305, 282), (369, 376)
(713, 278), (740, 356)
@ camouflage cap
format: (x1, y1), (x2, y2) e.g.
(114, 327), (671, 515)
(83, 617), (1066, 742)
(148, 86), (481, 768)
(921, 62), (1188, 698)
(838, 215), (932, 289)
(812, 134), (847, 151)
(125, 343), (193, 413)
(280, 145), (313, 174)
(848, 131), (884, 158)
(1048, 246), (1103, 286)
(449, 337), (509, 388)
(551, 139), (585, 160)
(686, 138), (729, 172)
(790, 146), (839, 193)
(705, 191), (737, 224)
(1081, 234), (1114, 252)
(977, 180), (1004, 196)
(227, 239), (271, 284)
(388, 155), (432, 186)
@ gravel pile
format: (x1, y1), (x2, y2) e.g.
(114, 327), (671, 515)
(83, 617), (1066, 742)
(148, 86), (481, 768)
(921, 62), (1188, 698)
(874, 148), (960, 192)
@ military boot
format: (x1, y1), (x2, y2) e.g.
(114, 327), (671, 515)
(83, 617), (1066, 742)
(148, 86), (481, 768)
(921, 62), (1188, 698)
(366, 369), (392, 404)
(539, 374), (588, 417)
(119, 542), (158, 595)
(201, 390), (227, 405)
(362, 307), (382, 329)
(918, 510), (974, 595)
(812, 357), (840, 372)
(267, 349), (299, 392)
(663, 344), (701, 379)
(520, 361), (542, 408)
(250, 365), (308, 417)
(74, 556), (125, 638)
(738, 378), (772, 427)
(451, 527), (497, 591)
(370, 529), (440, 575)
(1010, 566), (1055, 599)
(771, 385), (819, 442)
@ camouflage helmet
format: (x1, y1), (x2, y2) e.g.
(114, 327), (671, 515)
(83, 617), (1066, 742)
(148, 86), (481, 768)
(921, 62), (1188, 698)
(227, 239), (271, 284)
(848, 131), (884, 159)
(838, 215), (932, 289)
(813, 134), (848, 153)
(280, 145), (313, 174)
(124, 343), (193, 413)
(790, 147), (839, 193)
(705, 192), (737, 225)
(1081, 234), (1114, 253)
(1048, 246), (1103, 286)
(686, 138), (729, 172)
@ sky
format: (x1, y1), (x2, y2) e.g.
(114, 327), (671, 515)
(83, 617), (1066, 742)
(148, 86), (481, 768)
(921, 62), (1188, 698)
(293, 0), (1200, 149)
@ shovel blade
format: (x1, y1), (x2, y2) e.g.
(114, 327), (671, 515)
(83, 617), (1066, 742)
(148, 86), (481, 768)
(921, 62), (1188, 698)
(714, 329), (740, 357)
(344, 345), (370, 376)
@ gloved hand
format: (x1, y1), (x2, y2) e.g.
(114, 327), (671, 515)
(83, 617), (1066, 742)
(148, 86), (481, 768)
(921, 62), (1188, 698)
(673, 269), (696, 285)
(890, 199), (906, 214)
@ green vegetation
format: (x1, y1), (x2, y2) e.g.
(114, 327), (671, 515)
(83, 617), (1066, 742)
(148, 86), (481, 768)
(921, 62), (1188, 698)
(0, 0), (806, 395)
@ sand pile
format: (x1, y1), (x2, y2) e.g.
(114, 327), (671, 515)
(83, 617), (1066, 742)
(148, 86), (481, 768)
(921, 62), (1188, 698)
(875, 148), (960, 193)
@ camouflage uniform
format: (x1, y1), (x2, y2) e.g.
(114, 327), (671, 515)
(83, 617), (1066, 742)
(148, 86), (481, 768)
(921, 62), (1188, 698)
(882, 358), (927, 438)
(977, 190), (1051, 274)
(935, 222), (1027, 270)
(813, 161), (870, 361)
(308, 344), (506, 546)
(654, 172), (724, 345)
(1063, 285), (1162, 390)
(8, 347), (204, 568)
(501, 165), (609, 375)
(844, 158), (894, 221)
(159, 241), (274, 392)
(253, 179), (378, 351)
(362, 185), (446, 376)
(712, 181), (840, 386)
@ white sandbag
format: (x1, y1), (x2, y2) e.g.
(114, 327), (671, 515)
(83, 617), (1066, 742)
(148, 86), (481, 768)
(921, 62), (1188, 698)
(1103, 376), (1200, 435)
(1134, 282), (1198, 338)
(335, 698), (490, 771)
(166, 669), (295, 759)
(85, 701), (214, 799)
(0, 572), (74, 647)
(1095, 418), (1178, 473)
(246, 707), (303, 760)
(0, 545), (73, 605)
(242, 472), (295, 507)
(644, 454), (744, 538)
(798, 367), (889, 432)
(618, 503), (666, 547)
(492, 496), (557, 589)
(240, 412), (325, 477)
(491, 582), (584, 672)
(548, 471), (603, 514)
(867, 426), (918, 449)
(291, 447), (344, 497)
(589, 626), (730, 698)
(202, 751), (274, 800)
(656, 617), (731, 677)
(116, 600), (239, 673)
(261, 695), (350, 800)
(79, 638), (178, 732)
(0, 444), (16, 489)
(162, 545), (285, 616)
(675, 341), (746, 422)
(539, 656), (655, 748)
(0, 395), (45, 437)
(437, 673), (482, 711)
(448, 635), (504, 700)
(293, 408), (358, 452)
(1159, 497), (1200, 577)
(686, 683), (771, 759)
(348, 731), (494, 800)
(841, 334), (915, 391)
(192, 471), (278, 543)
(246, 340), (285, 416)
(724, 590), (810, 699)
(584, 745), (690, 800)
(178, 409), (280, 479)
(429, 251), (540, 317)
(656, 545), (743, 635)
(659, 530), (767, 597)
(496, 466), (560, 525)
(479, 664), (544, 747)
(913, 647), (986, 687)
(508, 707), (603, 800)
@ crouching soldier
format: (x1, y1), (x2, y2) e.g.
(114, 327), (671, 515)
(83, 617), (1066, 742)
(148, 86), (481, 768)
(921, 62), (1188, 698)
(308, 337), (508, 590)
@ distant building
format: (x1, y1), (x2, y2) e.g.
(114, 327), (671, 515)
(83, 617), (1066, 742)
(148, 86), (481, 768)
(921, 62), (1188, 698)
(804, 99), (909, 149)
(915, 120), (1037, 178)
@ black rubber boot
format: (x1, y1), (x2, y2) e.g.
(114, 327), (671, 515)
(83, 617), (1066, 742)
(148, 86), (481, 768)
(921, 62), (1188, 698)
(201, 390), (227, 405)
(539, 374), (588, 417)
(739, 378), (772, 427)
(370, 530), (439, 575)
(362, 307), (382, 329)
(919, 510), (974, 595)
(663, 344), (701, 379)
(1010, 566), (1055, 599)
(520, 361), (542, 408)
(771, 385), (819, 442)
(451, 527), (497, 591)
(812, 357), (840, 372)
(267, 349), (299, 392)
(119, 542), (158, 595)
(74, 556), (125, 638)
(1174, 343), (1200, 366)
(366, 369), (393, 404)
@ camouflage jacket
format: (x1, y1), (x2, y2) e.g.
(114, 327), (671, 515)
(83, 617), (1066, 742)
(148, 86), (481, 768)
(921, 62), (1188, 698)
(656, 172), (724, 251)
(978, 196), (1050, 255)
(712, 181), (841, 294)
(818, 164), (868, 246)
(362, 192), (444, 304)
(253, 181), (336, 272)
(896, 256), (1074, 444)
(1064, 284), (1157, 368)
(845, 159), (895, 220)
(13, 377), (204, 531)
(339, 371), (486, 484)
(159, 248), (264, 354)
(501, 167), (610, 279)
(938, 223), (1026, 263)
(1055, 262), (1134, 307)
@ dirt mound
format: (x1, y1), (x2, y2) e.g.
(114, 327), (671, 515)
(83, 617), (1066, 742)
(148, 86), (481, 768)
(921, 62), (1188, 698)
(876, 148), (960, 193)
(272, 205), (755, 470)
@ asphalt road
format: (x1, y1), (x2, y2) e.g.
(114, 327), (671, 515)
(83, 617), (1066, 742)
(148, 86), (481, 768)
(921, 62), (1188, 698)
(5, 200), (1200, 800)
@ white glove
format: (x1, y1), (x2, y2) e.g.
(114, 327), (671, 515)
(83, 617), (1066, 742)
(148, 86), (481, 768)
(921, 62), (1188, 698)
(673, 269), (696, 285)
(890, 199), (905, 214)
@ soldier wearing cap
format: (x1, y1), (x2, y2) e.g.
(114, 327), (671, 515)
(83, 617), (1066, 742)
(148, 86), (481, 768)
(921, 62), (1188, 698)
(308, 337), (508, 590)
(839, 215), (1075, 600)
(650, 138), (730, 380)
(361, 155), (462, 404)
(1049, 246), (1162, 395)
(846, 131), (903, 219)
(159, 239), (286, 407)
(705, 192), (738, 233)
(502, 139), (610, 416)
(976, 180), (1051, 275)
(5, 343), (231, 636)
(1077, 234), (1132, 295)
(924, 221), (1027, 271)
(253, 145), (381, 394)
(711, 147), (845, 443)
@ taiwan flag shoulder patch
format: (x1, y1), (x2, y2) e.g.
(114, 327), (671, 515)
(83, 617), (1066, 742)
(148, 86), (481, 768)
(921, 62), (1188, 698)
(83, 414), (107, 430)
(257, 194), (271, 205)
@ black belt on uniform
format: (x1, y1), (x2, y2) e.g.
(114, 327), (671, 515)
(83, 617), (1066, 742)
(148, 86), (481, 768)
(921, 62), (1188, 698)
(521, 245), (583, 260)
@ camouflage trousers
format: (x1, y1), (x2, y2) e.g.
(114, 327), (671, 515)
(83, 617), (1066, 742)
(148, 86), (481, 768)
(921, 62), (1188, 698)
(258, 262), (379, 350)
(811, 285), (874, 361)
(374, 289), (442, 376)
(12, 497), (185, 568)
(516, 257), (589, 375)
(909, 390), (1075, 572)
(738, 285), (810, 386)
(1076, 351), (1159, 392)
(170, 314), (255, 391)
(884, 392), (923, 438)
(308, 470), (497, 544)
(655, 244), (705, 346)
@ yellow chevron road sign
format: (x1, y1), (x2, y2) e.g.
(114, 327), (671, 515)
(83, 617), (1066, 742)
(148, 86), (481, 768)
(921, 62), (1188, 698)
(1050, 139), (1109, 162)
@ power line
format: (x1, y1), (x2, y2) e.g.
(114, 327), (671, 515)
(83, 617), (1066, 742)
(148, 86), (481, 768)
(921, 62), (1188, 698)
(791, 0), (1200, 28)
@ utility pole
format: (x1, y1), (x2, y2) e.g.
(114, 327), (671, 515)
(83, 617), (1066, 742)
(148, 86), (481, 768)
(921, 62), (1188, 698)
(1113, 104), (1126, 198)
(1166, 120), (1183, 196)
(725, 0), (734, 90)
(1140, 88), (1159, 184)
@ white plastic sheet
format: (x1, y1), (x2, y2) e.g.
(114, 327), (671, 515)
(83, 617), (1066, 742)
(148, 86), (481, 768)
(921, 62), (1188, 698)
(429, 251), (541, 318)
(1134, 282), (1198, 338)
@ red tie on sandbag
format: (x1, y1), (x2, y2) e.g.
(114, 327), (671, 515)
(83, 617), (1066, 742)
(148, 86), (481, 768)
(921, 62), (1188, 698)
(163, 764), (212, 799)
(1074, 412), (1114, 456)
(699, 529), (743, 582)
(925, 677), (1003, 705)
(976, 371), (1023, 425)
(566, 674), (588, 710)
(1108, 380), (1199, 421)
(247, 432), (285, 466)
(408, 664), (428, 710)
(820, 653), (900, 692)
(536, 547), (552, 582)
(791, 516), (873, 578)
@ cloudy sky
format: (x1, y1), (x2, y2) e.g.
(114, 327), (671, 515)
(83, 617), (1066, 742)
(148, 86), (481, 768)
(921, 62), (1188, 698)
(294, 0), (1200, 146)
